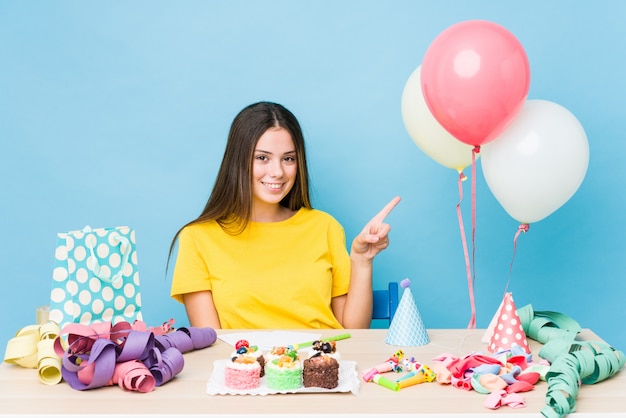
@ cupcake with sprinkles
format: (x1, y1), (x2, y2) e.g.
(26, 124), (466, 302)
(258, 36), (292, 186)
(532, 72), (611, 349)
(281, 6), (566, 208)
(265, 347), (303, 391)
(231, 339), (266, 377)
(266, 346), (291, 361)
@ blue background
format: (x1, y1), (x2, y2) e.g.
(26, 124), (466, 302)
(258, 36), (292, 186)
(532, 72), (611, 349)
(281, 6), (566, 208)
(2, 1), (625, 352)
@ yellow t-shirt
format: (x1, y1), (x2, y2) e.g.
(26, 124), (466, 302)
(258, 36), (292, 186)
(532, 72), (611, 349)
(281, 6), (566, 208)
(170, 208), (351, 329)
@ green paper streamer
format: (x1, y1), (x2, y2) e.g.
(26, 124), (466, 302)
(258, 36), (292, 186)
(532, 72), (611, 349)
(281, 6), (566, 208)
(518, 304), (625, 418)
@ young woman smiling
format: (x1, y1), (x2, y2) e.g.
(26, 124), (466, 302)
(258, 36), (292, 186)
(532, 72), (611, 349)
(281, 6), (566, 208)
(169, 101), (400, 330)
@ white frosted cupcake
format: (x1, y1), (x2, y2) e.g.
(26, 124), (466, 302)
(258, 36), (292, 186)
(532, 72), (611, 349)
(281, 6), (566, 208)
(231, 340), (265, 376)
(306, 340), (341, 360)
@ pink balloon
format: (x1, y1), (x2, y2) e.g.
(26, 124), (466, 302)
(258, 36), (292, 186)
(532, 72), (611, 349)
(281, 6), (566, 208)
(421, 20), (530, 146)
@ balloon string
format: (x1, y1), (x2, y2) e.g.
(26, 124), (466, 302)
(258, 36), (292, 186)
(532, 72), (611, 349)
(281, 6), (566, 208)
(505, 223), (529, 295)
(456, 170), (475, 329)
(469, 146), (481, 328)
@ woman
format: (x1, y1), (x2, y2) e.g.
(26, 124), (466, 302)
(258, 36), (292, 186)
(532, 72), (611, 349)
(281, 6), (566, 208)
(169, 101), (400, 329)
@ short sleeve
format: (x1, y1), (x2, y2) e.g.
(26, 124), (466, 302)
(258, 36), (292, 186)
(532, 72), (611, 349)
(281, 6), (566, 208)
(170, 226), (212, 303)
(326, 217), (351, 297)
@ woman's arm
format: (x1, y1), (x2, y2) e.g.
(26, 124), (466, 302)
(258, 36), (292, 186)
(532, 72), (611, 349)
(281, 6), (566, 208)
(336, 196), (401, 328)
(339, 255), (374, 328)
(182, 290), (222, 329)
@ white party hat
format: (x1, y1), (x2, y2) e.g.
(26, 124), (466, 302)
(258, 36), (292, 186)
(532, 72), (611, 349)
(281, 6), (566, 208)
(385, 278), (430, 346)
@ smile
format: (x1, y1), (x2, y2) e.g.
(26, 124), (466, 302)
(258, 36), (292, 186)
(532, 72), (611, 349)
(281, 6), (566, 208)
(262, 182), (283, 190)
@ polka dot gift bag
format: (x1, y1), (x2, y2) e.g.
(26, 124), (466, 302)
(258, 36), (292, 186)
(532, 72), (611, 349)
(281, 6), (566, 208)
(48, 225), (143, 329)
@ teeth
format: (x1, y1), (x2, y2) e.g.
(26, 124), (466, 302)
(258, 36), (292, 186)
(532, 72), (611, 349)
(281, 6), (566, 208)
(264, 183), (281, 189)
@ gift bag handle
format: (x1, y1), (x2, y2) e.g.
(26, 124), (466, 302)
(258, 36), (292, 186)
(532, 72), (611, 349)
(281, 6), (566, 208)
(85, 231), (131, 284)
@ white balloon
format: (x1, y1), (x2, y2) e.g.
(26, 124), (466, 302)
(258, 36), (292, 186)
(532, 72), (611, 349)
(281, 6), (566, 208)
(481, 99), (589, 224)
(401, 66), (476, 172)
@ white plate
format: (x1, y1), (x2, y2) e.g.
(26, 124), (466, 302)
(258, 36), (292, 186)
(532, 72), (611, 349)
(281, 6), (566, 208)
(206, 360), (359, 395)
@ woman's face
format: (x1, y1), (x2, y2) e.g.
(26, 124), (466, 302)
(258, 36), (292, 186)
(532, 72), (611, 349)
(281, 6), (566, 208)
(251, 127), (297, 210)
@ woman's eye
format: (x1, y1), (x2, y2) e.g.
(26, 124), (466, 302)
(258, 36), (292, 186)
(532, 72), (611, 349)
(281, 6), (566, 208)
(284, 156), (296, 162)
(256, 155), (268, 161)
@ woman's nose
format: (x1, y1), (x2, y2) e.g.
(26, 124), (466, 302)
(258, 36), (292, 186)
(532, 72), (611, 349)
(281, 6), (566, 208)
(268, 160), (283, 177)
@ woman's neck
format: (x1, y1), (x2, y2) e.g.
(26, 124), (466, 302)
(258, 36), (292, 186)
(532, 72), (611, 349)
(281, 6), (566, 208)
(251, 204), (297, 223)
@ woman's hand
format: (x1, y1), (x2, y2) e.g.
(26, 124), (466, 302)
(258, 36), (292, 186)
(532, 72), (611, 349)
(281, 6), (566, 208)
(340, 196), (400, 328)
(351, 196), (401, 261)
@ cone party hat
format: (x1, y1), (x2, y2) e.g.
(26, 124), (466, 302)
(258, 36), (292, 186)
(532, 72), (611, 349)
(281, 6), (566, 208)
(481, 298), (503, 344)
(487, 292), (530, 354)
(385, 278), (430, 346)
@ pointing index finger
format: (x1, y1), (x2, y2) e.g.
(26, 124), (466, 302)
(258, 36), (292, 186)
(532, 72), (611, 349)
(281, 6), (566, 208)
(372, 196), (401, 223)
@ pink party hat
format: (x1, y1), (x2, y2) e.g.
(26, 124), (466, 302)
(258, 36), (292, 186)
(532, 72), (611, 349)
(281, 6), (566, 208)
(385, 278), (430, 346)
(481, 298), (503, 344)
(487, 292), (530, 354)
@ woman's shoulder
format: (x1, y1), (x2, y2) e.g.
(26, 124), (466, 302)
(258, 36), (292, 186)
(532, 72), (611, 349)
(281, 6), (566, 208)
(179, 219), (222, 238)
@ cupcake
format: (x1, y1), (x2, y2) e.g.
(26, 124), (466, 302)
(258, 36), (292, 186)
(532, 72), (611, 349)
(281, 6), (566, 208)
(224, 354), (261, 390)
(265, 347), (303, 391)
(266, 346), (291, 361)
(231, 339), (265, 377)
(306, 340), (341, 360)
(303, 340), (340, 389)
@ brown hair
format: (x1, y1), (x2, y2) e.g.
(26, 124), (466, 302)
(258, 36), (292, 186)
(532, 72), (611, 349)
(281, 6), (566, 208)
(167, 101), (312, 264)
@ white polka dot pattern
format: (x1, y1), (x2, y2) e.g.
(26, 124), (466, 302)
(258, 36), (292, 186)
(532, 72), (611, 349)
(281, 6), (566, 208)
(48, 226), (143, 329)
(488, 292), (530, 354)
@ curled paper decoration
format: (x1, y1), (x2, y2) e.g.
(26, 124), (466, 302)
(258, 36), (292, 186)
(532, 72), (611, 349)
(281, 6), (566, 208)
(4, 325), (42, 368)
(155, 330), (194, 353)
(131, 318), (176, 336)
(517, 304), (626, 418)
(53, 321), (128, 357)
(542, 341), (625, 418)
(3, 321), (63, 385)
(64, 338), (118, 390)
(180, 326), (218, 350)
(155, 326), (217, 353)
(54, 320), (217, 392)
(37, 322), (64, 385)
(147, 347), (185, 387)
(116, 331), (155, 363)
(111, 360), (155, 392)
